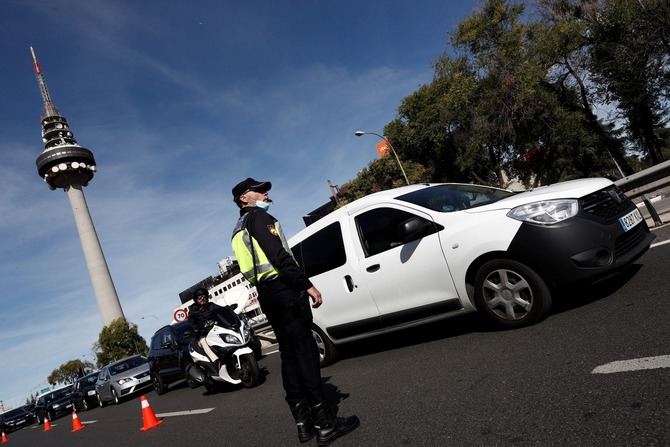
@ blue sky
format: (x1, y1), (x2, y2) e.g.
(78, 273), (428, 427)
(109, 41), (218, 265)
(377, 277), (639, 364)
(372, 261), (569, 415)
(0, 0), (478, 408)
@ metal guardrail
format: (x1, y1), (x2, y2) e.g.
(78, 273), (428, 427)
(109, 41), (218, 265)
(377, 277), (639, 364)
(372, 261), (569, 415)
(615, 159), (670, 227)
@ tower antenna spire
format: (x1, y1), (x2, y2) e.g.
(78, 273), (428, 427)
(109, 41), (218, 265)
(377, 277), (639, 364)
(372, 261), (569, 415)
(29, 46), (59, 117)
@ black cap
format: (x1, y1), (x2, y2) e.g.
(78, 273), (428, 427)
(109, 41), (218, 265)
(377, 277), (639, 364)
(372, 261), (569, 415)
(232, 178), (272, 201)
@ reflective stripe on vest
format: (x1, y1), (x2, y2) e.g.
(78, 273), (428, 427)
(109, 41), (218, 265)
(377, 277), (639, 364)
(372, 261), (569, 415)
(231, 226), (279, 286)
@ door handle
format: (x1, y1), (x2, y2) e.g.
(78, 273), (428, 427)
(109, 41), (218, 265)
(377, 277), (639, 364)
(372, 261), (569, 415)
(344, 275), (355, 292)
(366, 264), (380, 273)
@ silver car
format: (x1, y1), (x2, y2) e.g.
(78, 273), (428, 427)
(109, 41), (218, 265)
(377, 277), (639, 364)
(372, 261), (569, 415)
(95, 355), (152, 405)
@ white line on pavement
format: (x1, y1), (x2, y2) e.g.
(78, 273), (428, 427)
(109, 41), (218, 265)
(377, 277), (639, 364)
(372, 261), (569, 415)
(651, 239), (670, 248)
(155, 408), (215, 418)
(592, 355), (670, 374)
(265, 349), (279, 355)
(81, 420), (97, 424)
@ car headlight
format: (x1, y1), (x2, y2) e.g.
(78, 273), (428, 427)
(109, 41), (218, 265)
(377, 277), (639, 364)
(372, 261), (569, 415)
(52, 404), (60, 409)
(222, 334), (241, 344)
(507, 199), (579, 225)
(117, 378), (132, 385)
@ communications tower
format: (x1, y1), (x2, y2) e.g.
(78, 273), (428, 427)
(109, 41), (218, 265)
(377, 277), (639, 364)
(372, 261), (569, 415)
(30, 47), (125, 325)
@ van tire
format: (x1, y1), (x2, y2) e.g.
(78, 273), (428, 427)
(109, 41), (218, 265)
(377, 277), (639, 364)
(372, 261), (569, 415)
(474, 259), (551, 328)
(311, 325), (338, 367)
(152, 373), (166, 395)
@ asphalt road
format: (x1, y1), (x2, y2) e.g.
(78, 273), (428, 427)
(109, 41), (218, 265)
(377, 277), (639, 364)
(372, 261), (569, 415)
(7, 225), (670, 447)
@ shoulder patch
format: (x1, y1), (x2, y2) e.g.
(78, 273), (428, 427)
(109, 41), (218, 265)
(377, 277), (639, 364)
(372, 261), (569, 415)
(267, 225), (279, 236)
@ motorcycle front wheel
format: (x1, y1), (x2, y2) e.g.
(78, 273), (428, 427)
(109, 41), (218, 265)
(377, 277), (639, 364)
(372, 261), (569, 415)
(239, 354), (260, 388)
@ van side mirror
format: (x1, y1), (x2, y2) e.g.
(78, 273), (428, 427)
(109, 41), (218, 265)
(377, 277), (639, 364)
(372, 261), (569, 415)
(397, 217), (441, 242)
(229, 303), (239, 311)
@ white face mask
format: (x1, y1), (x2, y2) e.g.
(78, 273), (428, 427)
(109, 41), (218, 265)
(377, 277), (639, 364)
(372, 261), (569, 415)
(255, 200), (271, 211)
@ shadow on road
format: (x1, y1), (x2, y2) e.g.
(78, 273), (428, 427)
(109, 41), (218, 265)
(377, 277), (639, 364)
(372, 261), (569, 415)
(551, 263), (642, 315)
(333, 312), (490, 364)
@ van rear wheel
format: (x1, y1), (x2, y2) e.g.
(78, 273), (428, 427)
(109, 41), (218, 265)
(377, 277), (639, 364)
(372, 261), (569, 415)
(311, 325), (338, 367)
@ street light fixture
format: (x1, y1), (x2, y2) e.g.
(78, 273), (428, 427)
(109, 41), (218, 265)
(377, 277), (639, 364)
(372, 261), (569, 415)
(354, 130), (410, 185)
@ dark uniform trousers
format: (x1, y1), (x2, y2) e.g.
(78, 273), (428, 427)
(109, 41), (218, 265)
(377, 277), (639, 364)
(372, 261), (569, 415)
(258, 278), (324, 407)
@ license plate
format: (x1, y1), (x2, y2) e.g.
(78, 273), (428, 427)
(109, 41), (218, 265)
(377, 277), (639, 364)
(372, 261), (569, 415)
(87, 390), (97, 396)
(138, 376), (150, 383)
(619, 208), (643, 232)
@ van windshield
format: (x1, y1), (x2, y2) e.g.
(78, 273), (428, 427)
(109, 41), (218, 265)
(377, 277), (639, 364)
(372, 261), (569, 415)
(396, 184), (514, 213)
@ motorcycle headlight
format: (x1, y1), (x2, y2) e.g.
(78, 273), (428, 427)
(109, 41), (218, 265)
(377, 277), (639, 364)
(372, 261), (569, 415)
(507, 199), (579, 225)
(222, 334), (241, 344)
(117, 378), (132, 385)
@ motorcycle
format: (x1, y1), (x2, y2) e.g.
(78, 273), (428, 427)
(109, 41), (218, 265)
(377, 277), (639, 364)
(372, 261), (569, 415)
(186, 304), (262, 392)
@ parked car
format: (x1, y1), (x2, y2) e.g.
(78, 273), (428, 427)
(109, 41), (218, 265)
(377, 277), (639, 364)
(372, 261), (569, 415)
(95, 355), (152, 406)
(0, 405), (37, 432)
(71, 370), (100, 412)
(148, 320), (199, 394)
(34, 385), (74, 423)
(288, 179), (655, 365)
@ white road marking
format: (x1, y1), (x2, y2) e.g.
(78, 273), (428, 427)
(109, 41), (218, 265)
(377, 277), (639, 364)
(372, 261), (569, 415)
(592, 355), (670, 374)
(651, 239), (670, 248)
(155, 408), (215, 418)
(81, 420), (97, 424)
(265, 349), (279, 355)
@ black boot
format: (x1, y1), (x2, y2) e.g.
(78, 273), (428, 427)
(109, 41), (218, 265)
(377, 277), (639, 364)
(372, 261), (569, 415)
(311, 402), (360, 446)
(289, 401), (316, 443)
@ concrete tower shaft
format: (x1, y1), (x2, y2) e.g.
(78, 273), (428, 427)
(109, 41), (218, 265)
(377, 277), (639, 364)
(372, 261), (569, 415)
(30, 47), (125, 326)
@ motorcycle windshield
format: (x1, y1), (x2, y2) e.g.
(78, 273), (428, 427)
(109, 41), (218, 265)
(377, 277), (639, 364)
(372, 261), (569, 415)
(211, 306), (240, 330)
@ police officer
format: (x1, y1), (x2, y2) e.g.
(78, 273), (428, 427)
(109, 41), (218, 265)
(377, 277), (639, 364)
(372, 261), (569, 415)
(231, 178), (359, 446)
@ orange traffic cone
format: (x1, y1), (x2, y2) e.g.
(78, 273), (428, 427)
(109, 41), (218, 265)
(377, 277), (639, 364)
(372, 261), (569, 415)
(1, 431), (8, 443)
(139, 395), (163, 432)
(43, 417), (52, 432)
(71, 410), (85, 432)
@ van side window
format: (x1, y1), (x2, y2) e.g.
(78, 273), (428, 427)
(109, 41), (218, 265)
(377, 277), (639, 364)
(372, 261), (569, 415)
(291, 222), (346, 277)
(356, 208), (438, 257)
(150, 331), (164, 350)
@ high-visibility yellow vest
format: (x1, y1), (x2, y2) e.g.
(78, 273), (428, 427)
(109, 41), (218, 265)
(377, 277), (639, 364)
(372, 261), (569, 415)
(231, 214), (279, 285)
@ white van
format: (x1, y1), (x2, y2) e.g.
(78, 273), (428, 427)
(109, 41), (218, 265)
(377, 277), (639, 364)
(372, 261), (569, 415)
(288, 180), (653, 365)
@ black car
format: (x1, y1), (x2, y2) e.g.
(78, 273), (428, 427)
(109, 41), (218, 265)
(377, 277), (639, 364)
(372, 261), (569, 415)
(0, 405), (37, 433)
(71, 371), (100, 412)
(148, 321), (199, 394)
(34, 385), (74, 423)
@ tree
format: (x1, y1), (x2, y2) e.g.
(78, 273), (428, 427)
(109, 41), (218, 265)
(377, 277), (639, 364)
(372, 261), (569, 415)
(535, 0), (636, 175)
(542, 0), (670, 164)
(25, 392), (39, 406)
(47, 359), (94, 386)
(337, 157), (429, 205)
(94, 318), (148, 367)
(586, 0), (669, 164)
(384, 56), (482, 184)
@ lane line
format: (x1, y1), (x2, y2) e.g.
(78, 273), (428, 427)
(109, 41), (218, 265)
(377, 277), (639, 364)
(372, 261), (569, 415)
(651, 239), (670, 248)
(592, 355), (670, 374)
(155, 408), (215, 418)
(265, 349), (279, 355)
(81, 420), (97, 424)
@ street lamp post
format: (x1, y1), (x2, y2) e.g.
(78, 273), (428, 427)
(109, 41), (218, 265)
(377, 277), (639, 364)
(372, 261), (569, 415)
(355, 130), (410, 185)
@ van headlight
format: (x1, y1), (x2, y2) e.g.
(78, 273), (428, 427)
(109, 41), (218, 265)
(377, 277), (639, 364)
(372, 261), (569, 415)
(117, 378), (132, 385)
(507, 199), (579, 225)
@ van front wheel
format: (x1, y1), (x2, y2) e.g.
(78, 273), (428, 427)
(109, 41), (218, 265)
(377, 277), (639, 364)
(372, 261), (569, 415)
(474, 259), (551, 328)
(311, 325), (338, 367)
